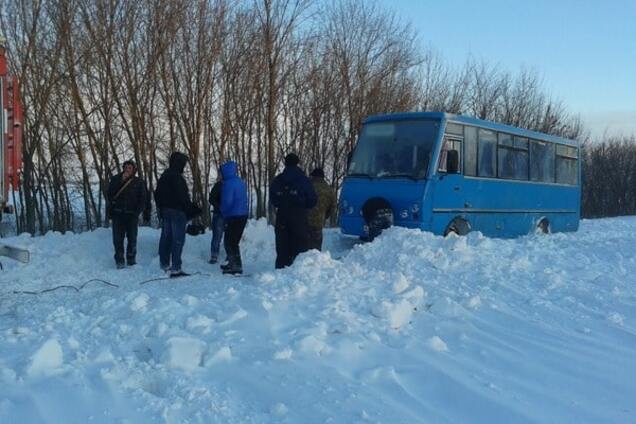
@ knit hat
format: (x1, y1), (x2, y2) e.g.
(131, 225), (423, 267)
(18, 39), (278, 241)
(284, 153), (300, 167)
(310, 168), (324, 178)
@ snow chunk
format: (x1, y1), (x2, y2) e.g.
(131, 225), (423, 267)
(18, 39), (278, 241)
(607, 312), (624, 326)
(259, 272), (277, 284)
(298, 335), (330, 355)
(274, 348), (293, 360)
(186, 315), (215, 334)
(205, 346), (233, 366)
(392, 274), (410, 294)
(164, 337), (206, 372)
(130, 293), (150, 312)
(466, 296), (482, 309)
(181, 295), (199, 307)
(270, 403), (288, 416)
(372, 299), (414, 329)
(427, 336), (449, 352)
(67, 336), (80, 350)
(28, 339), (64, 376)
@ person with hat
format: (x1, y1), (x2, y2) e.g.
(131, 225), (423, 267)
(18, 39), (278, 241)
(107, 159), (148, 268)
(154, 152), (194, 276)
(307, 168), (337, 251)
(269, 153), (317, 269)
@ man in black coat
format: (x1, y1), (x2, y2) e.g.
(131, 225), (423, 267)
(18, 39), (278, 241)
(208, 176), (223, 264)
(270, 153), (318, 269)
(154, 152), (196, 276)
(107, 160), (148, 268)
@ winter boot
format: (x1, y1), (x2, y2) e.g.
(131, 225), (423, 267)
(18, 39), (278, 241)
(208, 255), (218, 264)
(222, 254), (242, 275)
(116, 262), (126, 269)
(127, 256), (137, 266)
(170, 269), (190, 278)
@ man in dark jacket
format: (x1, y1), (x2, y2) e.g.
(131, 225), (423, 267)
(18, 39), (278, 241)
(154, 152), (193, 276)
(107, 160), (147, 268)
(208, 174), (223, 264)
(218, 161), (249, 274)
(307, 168), (337, 251)
(270, 153), (317, 269)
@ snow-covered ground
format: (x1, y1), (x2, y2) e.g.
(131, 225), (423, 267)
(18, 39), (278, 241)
(1, 217), (635, 423)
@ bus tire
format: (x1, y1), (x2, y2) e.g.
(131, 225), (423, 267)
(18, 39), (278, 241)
(444, 218), (470, 237)
(537, 218), (550, 234)
(362, 197), (393, 241)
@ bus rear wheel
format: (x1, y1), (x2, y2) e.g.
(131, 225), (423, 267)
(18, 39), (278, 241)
(444, 218), (471, 237)
(537, 219), (550, 234)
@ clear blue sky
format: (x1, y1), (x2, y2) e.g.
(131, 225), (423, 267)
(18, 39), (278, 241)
(380, 0), (636, 138)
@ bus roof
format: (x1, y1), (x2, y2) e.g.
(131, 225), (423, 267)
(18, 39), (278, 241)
(363, 112), (579, 147)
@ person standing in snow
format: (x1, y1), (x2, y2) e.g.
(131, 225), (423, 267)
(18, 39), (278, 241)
(307, 168), (337, 251)
(208, 172), (224, 264)
(107, 160), (148, 268)
(218, 160), (249, 275)
(270, 153), (317, 269)
(154, 152), (199, 276)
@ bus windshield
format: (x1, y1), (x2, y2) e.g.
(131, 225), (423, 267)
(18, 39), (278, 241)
(348, 119), (440, 179)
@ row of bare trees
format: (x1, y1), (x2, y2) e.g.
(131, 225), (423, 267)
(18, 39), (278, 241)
(1, 0), (587, 235)
(582, 136), (636, 218)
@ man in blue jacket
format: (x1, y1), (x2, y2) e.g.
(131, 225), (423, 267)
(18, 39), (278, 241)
(219, 160), (249, 275)
(270, 153), (317, 269)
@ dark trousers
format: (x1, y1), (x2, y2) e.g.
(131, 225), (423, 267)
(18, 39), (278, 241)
(308, 226), (323, 251)
(159, 208), (187, 271)
(210, 212), (224, 259)
(275, 213), (310, 269)
(112, 213), (139, 265)
(224, 216), (247, 268)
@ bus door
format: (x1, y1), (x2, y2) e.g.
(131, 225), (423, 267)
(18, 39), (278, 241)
(431, 135), (469, 233)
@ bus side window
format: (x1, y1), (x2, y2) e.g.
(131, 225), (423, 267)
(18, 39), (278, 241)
(464, 126), (478, 176)
(478, 129), (497, 177)
(439, 137), (462, 173)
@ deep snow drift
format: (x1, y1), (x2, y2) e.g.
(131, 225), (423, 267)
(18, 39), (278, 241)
(1, 217), (635, 423)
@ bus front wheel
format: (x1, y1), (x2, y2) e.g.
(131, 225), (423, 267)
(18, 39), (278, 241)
(444, 218), (471, 237)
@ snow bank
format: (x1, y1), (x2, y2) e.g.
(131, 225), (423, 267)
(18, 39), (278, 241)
(1, 217), (635, 423)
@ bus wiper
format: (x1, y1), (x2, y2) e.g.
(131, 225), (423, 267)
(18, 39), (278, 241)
(348, 173), (373, 179)
(380, 173), (419, 181)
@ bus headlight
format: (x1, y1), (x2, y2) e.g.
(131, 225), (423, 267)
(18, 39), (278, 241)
(400, 209), (408, 219)
(412, 203), (420, 213)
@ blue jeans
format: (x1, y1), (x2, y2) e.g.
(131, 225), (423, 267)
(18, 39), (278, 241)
(159, 208), (187, 271)
(210, 212), (224, 259)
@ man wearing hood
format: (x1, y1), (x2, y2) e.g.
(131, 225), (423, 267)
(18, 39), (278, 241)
(307, 168), (337, 251)
(270, 153), (317, 269)
(154, 152), (193, 276)
(107, 160), (147, 268)
(219, 160), (249, 275)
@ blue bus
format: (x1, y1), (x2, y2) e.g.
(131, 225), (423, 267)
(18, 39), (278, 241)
(339, 112), (580, 239)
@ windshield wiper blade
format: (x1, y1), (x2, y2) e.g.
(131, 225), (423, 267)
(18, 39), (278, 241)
(379, 173), (419, 181)
(347, 173), (373, 179)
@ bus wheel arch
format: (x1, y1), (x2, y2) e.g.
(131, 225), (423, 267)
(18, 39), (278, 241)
(444, 217), (471, 236)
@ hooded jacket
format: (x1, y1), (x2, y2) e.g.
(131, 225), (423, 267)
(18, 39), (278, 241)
(154, 152), (191, 213)
(219, 161), (249, 218)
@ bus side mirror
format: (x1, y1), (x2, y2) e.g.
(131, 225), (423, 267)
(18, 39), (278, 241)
(446, 150), (459, 174)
